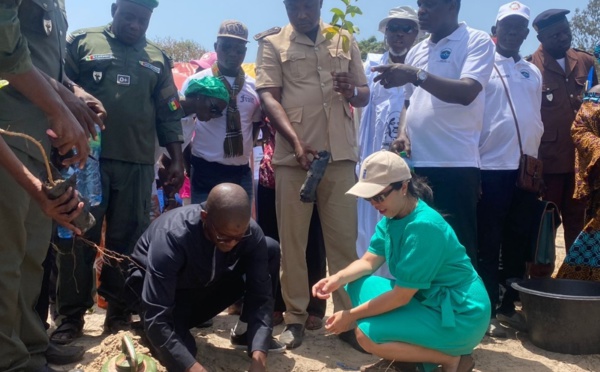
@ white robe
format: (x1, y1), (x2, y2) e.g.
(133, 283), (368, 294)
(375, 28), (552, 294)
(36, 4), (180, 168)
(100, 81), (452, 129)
(356, 52), (405, 278)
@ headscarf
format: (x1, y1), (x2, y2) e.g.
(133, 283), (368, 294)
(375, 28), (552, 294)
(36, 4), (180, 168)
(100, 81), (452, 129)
(184, 76), (230, 103)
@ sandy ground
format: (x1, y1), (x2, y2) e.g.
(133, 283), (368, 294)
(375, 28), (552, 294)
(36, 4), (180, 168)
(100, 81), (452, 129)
(51, 227), (600, 372)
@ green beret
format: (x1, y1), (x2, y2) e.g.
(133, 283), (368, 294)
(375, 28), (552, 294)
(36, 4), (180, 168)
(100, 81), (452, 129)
(185, 76), (230, 103)
(124, 0), (159, 10)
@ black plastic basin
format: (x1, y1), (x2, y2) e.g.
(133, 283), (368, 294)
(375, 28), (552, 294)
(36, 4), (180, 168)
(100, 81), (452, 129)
(512, 278), (600, 355)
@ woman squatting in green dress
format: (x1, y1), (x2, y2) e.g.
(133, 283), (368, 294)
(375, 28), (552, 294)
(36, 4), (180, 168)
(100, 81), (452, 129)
(312, 150), (490, 372)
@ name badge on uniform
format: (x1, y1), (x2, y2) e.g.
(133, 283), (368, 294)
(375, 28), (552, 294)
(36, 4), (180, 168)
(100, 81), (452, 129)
(139, 61), (161, 74)
(93, 71), (103, 83)
(117, 74), (131, 86)
(43, 18), (52, 36)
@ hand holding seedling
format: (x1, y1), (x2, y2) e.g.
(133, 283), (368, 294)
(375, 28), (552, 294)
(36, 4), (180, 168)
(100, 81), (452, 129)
(332, 71), (357, 99)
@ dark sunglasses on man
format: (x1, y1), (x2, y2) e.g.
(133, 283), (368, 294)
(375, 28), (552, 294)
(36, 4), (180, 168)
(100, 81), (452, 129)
(386, 23), (416, 34)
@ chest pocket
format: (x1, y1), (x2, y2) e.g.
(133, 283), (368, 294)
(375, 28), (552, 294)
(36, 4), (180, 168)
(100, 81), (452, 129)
(541, 82), (559, 107)
(79, 60), (113, 86)
(328, 48), (351, 73)
(21, 0), (57, 37)
(281, 50), (308, 80)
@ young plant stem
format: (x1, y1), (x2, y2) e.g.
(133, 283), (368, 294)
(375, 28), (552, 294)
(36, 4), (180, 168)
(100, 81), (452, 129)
(0, 128), (56, 186)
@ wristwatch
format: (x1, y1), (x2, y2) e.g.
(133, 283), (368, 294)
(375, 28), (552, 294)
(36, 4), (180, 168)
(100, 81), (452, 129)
(414, 69), (428, 87)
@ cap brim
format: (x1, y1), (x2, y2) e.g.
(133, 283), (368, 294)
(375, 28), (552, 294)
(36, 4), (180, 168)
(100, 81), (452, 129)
(497, 13), (529, 22)
(217, 34), (249, 43)
(346, 182), (387, 198)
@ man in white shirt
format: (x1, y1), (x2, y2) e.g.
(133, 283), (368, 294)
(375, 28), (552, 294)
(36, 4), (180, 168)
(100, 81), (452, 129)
(477, 1), (543, 338)
(373, 0), (495, 265)
(181, 20), (262, 203)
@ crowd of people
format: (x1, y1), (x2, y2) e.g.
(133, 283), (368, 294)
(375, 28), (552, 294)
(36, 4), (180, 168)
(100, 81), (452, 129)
(2, 0), (600, 371)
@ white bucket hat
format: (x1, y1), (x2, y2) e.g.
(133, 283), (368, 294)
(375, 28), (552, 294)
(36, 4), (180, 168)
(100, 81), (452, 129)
(378, 6), (420, 34)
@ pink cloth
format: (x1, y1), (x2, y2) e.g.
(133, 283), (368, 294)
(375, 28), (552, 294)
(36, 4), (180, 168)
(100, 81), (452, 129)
(179, 175), (191, 198)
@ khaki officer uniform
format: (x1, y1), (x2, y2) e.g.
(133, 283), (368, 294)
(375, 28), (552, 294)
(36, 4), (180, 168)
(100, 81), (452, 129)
(528, 46), (596, 250)
(0, 1), (67, 370)
(256, 22), (367, 325)
(56, 24), (184, 322)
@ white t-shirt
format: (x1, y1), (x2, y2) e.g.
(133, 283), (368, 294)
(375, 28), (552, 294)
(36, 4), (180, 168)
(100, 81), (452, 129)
(404, 23), (495, 168)
(181, 69), (262, 166)
(480, 52), (544, 170)
(556, 57), (566, 72)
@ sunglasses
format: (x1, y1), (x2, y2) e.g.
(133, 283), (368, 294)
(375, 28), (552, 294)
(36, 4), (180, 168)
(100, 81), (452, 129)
(386, 24), (416, 34)
(209, 97), (224, 118)
(364, 187), (396, 204)
(209, 220), (252, 244)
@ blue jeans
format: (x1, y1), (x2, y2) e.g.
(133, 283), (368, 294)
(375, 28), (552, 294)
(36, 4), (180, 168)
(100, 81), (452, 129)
(190, 155), (252, 204)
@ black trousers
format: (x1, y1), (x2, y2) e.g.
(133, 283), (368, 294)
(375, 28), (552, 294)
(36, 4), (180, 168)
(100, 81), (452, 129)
(256, 184), (326, 317)
(414, 167), (480, 268)
(477, 170), (518, 316)
(126, 237), (280, 366)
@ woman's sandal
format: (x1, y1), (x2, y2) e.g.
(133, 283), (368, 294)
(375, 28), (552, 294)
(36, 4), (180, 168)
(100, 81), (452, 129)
(49, 320), (84, 345)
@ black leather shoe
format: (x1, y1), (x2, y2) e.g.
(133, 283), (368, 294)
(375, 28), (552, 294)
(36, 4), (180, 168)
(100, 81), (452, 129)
(339, 329), (369, 354)
(279, 324), (305, 349)
(46, 341), (85, 365)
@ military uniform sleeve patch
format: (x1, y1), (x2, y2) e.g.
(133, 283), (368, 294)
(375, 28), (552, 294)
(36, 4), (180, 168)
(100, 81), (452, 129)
(168, 96), (181, 112)
(254, 27), (281, 41)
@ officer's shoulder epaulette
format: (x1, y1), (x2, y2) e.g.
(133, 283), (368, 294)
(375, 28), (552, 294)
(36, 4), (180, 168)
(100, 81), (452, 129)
(66, 29), (87, 44)
(524, 54), (533, 62)
(254, 27), (282, 41)
(573, 48), (595, 57)
(146, 39), (175, 68)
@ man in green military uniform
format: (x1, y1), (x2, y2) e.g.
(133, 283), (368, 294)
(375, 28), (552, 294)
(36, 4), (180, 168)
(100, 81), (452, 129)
(51, 0), (185, 343)
(0, 1), (107, 370)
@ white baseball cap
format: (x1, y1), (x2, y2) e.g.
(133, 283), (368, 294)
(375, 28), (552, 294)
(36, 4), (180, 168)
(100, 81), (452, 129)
(346, 150), (412, 198)
(497, 1), (530, 22)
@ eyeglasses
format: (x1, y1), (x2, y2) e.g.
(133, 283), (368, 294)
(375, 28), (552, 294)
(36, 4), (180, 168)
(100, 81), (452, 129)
(209, 220), (252, 244)
(386, 24), (416, 34)
(364, 187), (396, 203)
(209, 97), (224, 118)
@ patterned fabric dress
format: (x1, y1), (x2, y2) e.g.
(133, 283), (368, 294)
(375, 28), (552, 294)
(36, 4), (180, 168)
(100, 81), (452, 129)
(557, 96), (600, 281)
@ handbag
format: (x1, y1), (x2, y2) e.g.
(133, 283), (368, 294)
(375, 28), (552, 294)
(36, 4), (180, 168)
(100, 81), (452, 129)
(504, 193), (561, 279)
(494, 65), (544, 194)
(526, 200), (561, 278)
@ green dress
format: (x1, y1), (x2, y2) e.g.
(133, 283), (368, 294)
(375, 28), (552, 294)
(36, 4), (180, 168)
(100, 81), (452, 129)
(347, 200), (490, 358)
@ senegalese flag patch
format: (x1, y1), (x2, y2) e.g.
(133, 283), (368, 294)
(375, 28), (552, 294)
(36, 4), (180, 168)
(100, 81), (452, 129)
(168, 97), (181, 111)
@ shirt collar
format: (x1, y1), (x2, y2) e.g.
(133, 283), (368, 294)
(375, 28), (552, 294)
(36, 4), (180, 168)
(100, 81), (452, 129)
(289, 20), (327, 46)
(428, 22), (468, 45)
(494, 51), (527, 66)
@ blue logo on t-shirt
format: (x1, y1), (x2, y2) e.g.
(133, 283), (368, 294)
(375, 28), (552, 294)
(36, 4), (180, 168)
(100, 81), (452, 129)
(520, 70), (530, 79)
(440, 49), (452, 60)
